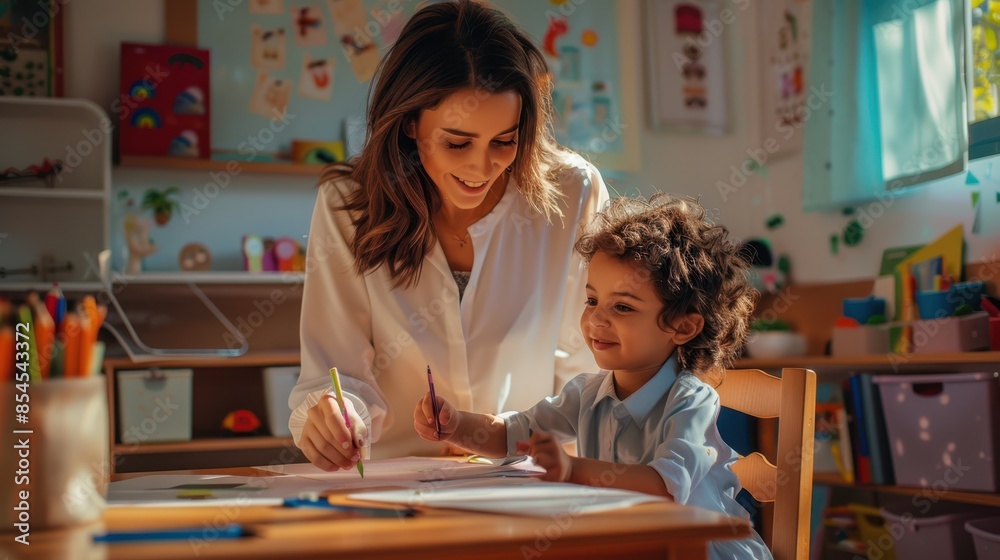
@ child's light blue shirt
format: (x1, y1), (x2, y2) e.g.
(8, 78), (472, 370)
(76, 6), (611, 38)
(500, 356), (772, 560)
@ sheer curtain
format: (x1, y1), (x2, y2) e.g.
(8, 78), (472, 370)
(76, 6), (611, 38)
(803, 0), (967, 211)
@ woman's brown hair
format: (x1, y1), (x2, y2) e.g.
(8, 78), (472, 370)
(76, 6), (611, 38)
(322, 0), (569, 288)
(574, 194), (759, 377)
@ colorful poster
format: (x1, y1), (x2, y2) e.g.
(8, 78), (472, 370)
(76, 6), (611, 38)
(760, 0), (812, 157)
(646, 0), (728, 134)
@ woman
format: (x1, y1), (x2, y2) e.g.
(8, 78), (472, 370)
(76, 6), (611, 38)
(289, 0), (609, 470)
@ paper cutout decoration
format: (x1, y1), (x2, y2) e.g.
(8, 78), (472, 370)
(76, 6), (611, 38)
(843, 220), (863, 246)
(381, 11), (405, 47)
(298, 55), (334, 100)
(249, 72), (291, 119)
(766, 214), (784, 229)
(120, 43), (211, 158)
(972, 191), (982, 234)
(251, 25), (287, 71)
(327, 0), (379, 82)
(250, 0), (284, 14)
(966, 170), (980, 185)
(581, 29), (599, 47)
(544, 16), (569, 57)
(291, 5), (327, 47)
(173, 87), (205, 115)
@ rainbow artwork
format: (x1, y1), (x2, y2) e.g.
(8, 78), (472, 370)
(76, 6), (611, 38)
(129, 79), (156, 100)
(130, 107), (162, 128)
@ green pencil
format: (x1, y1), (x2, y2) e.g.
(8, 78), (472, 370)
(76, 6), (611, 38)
(329, 367), (364, 477)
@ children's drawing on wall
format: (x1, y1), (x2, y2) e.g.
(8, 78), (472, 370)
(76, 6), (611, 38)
(251, 25), (287, 71)
(292, 4), (328, 47)
(250, 0), (284, 15)
(760, 0), (811, 157)
(298, 55), (334, 100)
(249, 72), (291, 118)
(250, 0), (285, 15)
(592, 81), (611, 127)
(646, 1), (727, 134)
(327, 0), (379, 82)
(558, 45), (582, 83)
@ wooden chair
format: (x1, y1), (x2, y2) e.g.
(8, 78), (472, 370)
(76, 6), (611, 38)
(717, 368), (817, 560)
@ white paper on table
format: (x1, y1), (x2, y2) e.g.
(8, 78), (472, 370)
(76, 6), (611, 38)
(348, 482), (666, 517)
(107, 473), (328, 507)
(257, 456), (544, 487)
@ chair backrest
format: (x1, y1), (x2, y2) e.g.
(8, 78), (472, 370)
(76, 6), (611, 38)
(717, 368), (817, 560)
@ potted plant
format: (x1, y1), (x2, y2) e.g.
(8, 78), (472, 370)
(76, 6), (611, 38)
(142, 187), (181, 226)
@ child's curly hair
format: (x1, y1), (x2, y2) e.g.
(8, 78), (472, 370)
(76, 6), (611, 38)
(574, 193), (758, 376)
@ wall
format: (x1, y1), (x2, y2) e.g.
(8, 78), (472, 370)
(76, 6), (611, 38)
(619, 1), (1000, 283)
(64, 1), (1000, 281)
(65, 0), (318, 273)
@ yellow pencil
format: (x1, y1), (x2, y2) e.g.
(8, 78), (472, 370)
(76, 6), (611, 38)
(329, 367), (364, 477)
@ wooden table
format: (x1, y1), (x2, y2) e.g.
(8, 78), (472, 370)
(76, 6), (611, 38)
(2, 467), (751, 560)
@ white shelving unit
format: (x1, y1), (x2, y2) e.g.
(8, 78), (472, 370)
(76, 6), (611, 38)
(0, 97), (112, 290)
(109, 271), (305, 284)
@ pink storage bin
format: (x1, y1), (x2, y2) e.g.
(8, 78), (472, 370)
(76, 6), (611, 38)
(966, 517), (1000, 560)
(873, 372), (1000, 492)
(880, 502), (989, 560)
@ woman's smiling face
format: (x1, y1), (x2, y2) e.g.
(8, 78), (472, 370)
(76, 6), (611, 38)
(411, 88), (521, 210)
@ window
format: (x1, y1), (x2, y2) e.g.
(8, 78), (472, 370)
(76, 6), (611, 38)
(970, 2), (1000, 159)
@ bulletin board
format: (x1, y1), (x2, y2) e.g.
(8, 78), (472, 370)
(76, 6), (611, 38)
(180, 0), (640, 172)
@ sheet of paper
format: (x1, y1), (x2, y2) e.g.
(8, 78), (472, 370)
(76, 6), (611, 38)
(107, 473), (329, 507)
(257, 456), (544, 486)
(348, 483), (666, 517)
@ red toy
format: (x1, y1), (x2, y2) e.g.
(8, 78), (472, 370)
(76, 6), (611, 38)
(222, 410), (262, 436)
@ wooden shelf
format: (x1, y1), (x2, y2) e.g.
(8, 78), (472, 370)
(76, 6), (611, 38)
(0, 281), (103, 292)
(110, 271), (305, 284)
(114, 436), (294, 455)
(103, 351), (300, 369)
(813, 472), (1000, 507)
(734, 352), (1000, 371)
(0, 187), (105, 199)
(119, 155), (327, 176)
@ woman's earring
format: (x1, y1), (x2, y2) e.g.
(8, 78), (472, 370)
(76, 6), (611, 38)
(506, 164), (514, 174)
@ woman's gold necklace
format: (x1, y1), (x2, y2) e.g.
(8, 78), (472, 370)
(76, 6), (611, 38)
(437, 180), (503, 248)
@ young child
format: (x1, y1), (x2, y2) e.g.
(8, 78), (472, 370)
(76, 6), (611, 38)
(414, 193), (769, 559)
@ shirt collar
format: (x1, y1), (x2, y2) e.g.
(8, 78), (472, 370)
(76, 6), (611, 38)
(592, 355), (681, 425)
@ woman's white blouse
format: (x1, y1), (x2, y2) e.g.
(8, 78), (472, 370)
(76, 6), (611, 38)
(289, 154), (609, 458)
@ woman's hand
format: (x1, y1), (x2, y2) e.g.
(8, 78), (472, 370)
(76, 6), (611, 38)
(517, 430), (573, 482)
(299, 394), (367, 472)
(413, 391), (459, 442)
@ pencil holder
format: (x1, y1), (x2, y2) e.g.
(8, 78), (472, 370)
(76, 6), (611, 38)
(1, 376), (110, 531)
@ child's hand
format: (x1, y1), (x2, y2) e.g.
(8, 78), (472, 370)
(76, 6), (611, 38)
(517, 430), (573, 482)
(413, 391), (458, 442)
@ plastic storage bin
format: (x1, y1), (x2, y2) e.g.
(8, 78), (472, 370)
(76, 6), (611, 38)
(910, 312), (991, 354)
(832, 325), (890, 356)
(966, 517), (1000, 559)
(117, 369), (193, 444)
(263, 366), (300, 437)
(848, 503), (896, 560)
(880, 501), (987, 560)
(873, 372), (1000, 492)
